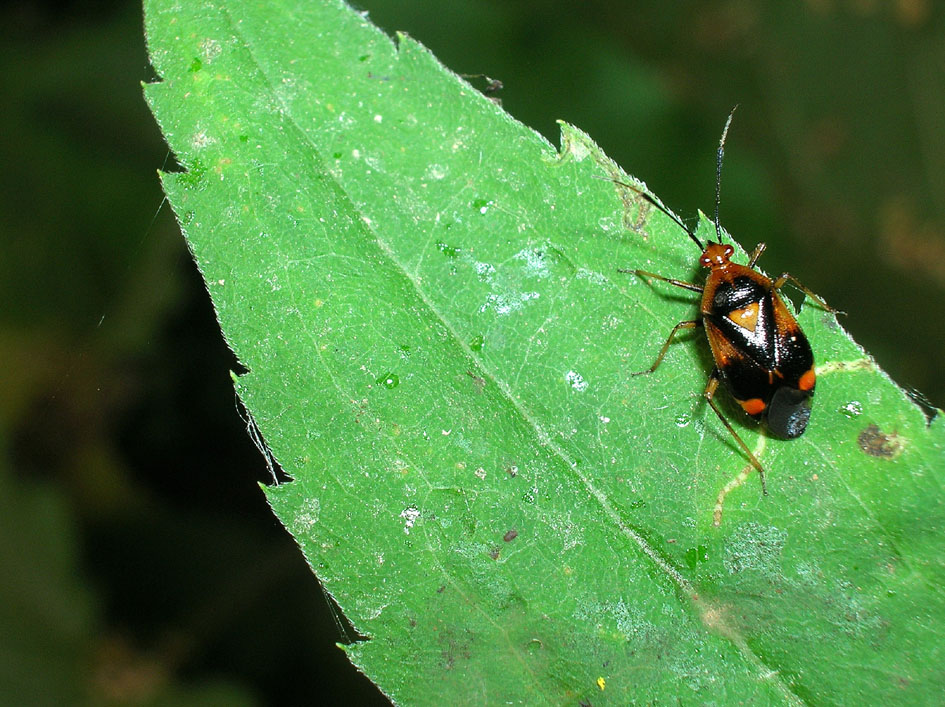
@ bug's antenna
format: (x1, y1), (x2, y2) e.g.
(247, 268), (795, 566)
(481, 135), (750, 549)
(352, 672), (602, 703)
(597, 175), (705, 252)
(715, 105), (738, 243)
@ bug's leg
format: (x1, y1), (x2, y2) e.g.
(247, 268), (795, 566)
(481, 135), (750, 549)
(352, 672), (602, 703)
(633, 320), (701, 376)
(618, 269), (704, 294)
(770, 273), (842, 314)
(747, 242), (767, 268)
(748, 243), (842, 314)
(704, 374), (768, 495)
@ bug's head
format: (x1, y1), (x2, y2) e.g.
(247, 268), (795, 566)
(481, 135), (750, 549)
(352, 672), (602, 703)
(699, 242), (734, 269)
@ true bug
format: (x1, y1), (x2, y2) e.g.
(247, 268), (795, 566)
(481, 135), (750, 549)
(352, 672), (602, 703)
(619, 109), (837, 493)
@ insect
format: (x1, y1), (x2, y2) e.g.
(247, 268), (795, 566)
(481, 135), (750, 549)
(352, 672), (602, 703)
(619, 109), (837, 493)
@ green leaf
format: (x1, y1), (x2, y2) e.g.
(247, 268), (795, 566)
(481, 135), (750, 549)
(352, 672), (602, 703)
(144, 0), (945, 703)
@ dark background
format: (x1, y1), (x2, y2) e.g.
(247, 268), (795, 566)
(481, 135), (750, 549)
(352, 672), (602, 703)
(3, 0), (943, 704)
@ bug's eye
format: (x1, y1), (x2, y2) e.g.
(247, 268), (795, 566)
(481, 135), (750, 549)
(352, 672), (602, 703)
(724, 245), (734, 256)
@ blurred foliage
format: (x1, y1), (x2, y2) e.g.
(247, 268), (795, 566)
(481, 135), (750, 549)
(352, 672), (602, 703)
(1, 0), (942, 703)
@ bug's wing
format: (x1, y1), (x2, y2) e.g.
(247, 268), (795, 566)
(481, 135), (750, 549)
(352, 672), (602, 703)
(769, 292), (816, 390)
(704, 317), (775, 417)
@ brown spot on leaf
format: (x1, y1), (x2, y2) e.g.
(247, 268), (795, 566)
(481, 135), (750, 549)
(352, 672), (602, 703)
(857, 424), (903, 459)
(465, 370), (486, 391)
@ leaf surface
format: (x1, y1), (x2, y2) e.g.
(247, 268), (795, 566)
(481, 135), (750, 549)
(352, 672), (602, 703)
(144, 1), (945, 703)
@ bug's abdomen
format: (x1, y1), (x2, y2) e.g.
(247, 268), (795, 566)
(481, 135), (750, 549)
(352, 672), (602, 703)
(703, 272), (816, 438)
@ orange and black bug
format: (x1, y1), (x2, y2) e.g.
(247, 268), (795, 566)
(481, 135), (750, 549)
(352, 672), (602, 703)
(619, 110), (837, 493)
